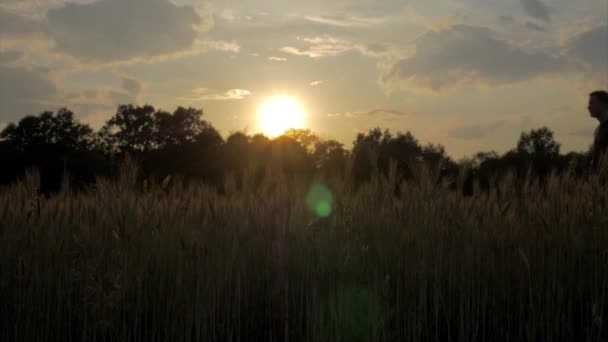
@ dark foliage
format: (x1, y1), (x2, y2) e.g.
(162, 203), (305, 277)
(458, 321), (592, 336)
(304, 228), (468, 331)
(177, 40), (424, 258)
(0, 105), (594, 193)
(0, 109), (109, 192)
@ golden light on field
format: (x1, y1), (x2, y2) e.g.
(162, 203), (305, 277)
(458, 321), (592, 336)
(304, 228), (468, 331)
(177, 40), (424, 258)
(257, 95), (306, 137)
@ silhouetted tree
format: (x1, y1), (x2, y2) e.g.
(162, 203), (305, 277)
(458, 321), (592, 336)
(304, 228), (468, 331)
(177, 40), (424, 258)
(99, 104), (224, 182)
(517, 127), (560, 157)
(352, 128), (385, 185)
(312, 139), (349, 178)
(352, 128), (423, 185)
(0, 109), (106, 191)
(284, 128), (320, 152)
(251, 133), (271, 153)
(214, 132), (314, 189)
(0, 104), (598, 195)
(268, 135), (314, 175)
(422, 143), (455, 172)
(473, 151), (500, 168)
(222, 131), (253, 176)
(474, 151), (504, 191)
(514, 127), (561, 181)
(100, 104), (157, 153)
(154, 107), (214, 148)
(1, 109), (94, 151)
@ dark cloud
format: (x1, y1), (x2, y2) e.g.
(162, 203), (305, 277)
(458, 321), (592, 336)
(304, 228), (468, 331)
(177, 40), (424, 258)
(565, 25), (608, 71)
(498, 15), (515, 26)
(0, 51), (24, 64)
(120, 76), (143, 96)
(382, 25), (570, 91)
(448, 120), (509, 140)
(0, 65), (59, 121)
(519, 0), (551, 23)
(498, 15), (545, 32)
(108, 76), (143, 104)
(58, 75), (144, 128)
(568, 127), (595, 138)
(448, 125), (486, 140)
(107, 90), (137, 106)
(46, 0), (206, 63)
(83, 90), (98, 99)
(0, 64), (144, 125)
(0, 8), (41, 36)
(525, 21), (545, 32)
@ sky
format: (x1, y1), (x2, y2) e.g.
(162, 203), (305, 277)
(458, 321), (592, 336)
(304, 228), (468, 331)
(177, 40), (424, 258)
(0, 0), (607, 158)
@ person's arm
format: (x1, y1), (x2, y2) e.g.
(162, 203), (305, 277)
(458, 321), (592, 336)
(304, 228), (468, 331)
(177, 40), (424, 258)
(595, 125), (608, 170)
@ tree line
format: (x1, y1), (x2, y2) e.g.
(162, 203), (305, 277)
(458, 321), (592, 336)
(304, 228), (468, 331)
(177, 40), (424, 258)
(0, 105), (591, 193)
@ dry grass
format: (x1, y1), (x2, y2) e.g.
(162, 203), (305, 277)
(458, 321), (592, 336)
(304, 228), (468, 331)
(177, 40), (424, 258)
(0, 164), (607, 341)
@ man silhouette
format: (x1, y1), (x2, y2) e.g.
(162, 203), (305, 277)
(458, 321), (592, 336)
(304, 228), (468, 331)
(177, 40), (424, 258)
(589, 90), (608, 170)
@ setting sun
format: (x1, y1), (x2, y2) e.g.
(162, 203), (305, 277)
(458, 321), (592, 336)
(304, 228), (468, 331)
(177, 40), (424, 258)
(258, 96), (305, 137)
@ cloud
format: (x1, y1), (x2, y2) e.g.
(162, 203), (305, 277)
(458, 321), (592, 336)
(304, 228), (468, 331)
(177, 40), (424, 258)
(62, 74), (142, 110)
(498, 15), (545, 32)
(525, 22), (546, 32)
(367, 109), (408, 117)
(310, 80), (324, 86)
(519, 0), (551, 23)
(45, 0), (207, 63)
(83, 90), (97, 100)
(329, 108), (407, 120)
(448, 125), (486, 140)
(281, 36), (353, 58)
(382, 25), (571, 92)
(568, 127), (595, 138)
(358, 42), (394, 58)
(219, 9), (236, 22)
(304, 14), (386, 28)
(102, 75), (143, 105)
(281, 36), (394, 59)
(66, 74), (144, 128)
(184, 88), (252, 101)
(71, 75), (142, 107)
(204, 40), (241, 53)
(498, 15), (516, 26)
(269, 56), (288, 62)
(0, 51), (24, 65)
(0, 64), (60, 121)
(448, 120), (510, 140)
(563, 24), (608, 87)
(120, 75), (143, 96)
(0, 0), (80, 18)
(564, 25), (608, 71)
(0, 51), (147, 125)
(0, 8), (43, 36)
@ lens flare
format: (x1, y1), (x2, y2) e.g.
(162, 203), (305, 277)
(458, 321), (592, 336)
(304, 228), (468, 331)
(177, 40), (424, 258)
(306, 183), (333, 218)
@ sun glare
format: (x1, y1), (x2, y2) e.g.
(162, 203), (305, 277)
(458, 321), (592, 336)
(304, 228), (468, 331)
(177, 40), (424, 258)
(258, 96), (305, 137)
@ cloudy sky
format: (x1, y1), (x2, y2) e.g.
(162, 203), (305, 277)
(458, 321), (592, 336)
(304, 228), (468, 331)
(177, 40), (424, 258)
(1, 0), (606, 157)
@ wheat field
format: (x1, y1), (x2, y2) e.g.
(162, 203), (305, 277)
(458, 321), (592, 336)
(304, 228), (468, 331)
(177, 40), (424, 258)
(1, 164), (607, 341)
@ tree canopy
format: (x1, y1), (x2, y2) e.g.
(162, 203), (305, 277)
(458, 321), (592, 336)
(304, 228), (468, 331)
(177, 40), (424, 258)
(0, 104), (592, 193)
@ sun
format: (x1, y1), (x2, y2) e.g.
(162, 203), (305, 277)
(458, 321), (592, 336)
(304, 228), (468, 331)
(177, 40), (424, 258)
(258, 95), (306, 137)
